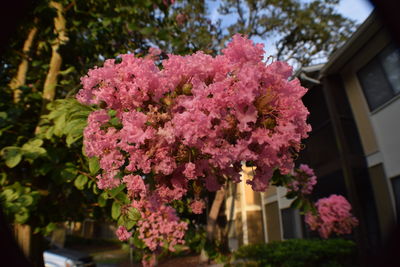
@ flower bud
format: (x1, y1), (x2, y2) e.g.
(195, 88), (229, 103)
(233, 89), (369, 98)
(182, 83), (193, 95)
(262, 117), (276, 129)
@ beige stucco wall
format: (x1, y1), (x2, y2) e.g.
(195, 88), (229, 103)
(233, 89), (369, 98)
(340, 26), (398, 233)
(341, 27), (400, 178)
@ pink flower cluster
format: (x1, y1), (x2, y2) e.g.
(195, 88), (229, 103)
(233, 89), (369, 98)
(288, 164), (317, 195)
(77, 34), (311, 252)
(78, 34), (310, 193)
(133, 194), (187, 251)
(190, 199), (206, 214)
(305, 194), (359, 238)
(116, 225), (132, 241)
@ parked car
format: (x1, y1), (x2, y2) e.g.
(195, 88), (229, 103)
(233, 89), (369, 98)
(44, 248), (96, 267)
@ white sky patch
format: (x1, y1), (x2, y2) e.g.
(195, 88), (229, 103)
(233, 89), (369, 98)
(337, 0), (374, 23)
(210, 6), (220, 24)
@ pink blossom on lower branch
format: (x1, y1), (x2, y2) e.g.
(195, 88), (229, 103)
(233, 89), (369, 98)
(288, 164), (317, 195)
(116, 226), (132, 241)
(305, 194), (358, 238)
(190, 199), (205, 214)
(133, 194), (188, 252)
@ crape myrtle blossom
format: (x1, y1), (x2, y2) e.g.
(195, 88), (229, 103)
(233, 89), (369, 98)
(287, 164), (317, 195)
(77, 34), (315, 255)
(190, 199), (206, 214)
(116, 226), (132, 241)
(305, 194), (359, 239)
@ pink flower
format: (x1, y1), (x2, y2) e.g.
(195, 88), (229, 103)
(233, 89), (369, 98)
(116, 226), (132, 241)
(123, 175), (146, 197)
(305, 195), (358, 238)
(288, 164), (317, 195)
(183, 162), (196, 179)
(190, 200), (205, 214)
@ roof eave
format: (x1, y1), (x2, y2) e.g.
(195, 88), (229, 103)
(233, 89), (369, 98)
(320, 10), (382, 78)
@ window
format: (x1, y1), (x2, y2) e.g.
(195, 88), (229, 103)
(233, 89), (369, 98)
(391, 175), (400, 224)
(357, 43), (400, 111)
(281, 207), (303, 239)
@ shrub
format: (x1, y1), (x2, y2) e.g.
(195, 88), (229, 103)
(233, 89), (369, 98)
(233, 239), (357, 267)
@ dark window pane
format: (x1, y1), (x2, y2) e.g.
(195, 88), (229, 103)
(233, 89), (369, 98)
(391, 176), (400, 224)
(358, 58), (394, 110)
(380, 44), (400, 94)
(281, 207), (302, 239)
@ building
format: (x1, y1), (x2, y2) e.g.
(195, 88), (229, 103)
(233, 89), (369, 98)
(226, 11), (400, 254)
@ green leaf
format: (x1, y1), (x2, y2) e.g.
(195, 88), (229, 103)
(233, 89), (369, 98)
(74, 175), (88, 190)
(44, 222), (57, 235)
(45, 126), (55, 139)
(19, 195), (33, 206)
(53, 113), (67, 136)
(60, 164), (78, 182)
(88, 157), (100, 175)
(127, 208), (141, 221)
(109, 117), (120, 127)
(115, 192), (129, 204)
(124, 219), (136, 230)
(108, 109), (117, 117)
(92, 184), (99, 194)
(132, 231), (145, 249)
(98, 192), (108, 207)
(22, 139), (46, 159)
(2, 147), (22, 168)
(107, 184), (125, 198)
(140, 27), (154, 36)
(15, 210), (29, 224)
(111, 201), (121, 220)
(1, 188), (17, 201)
(59, 66), (75, 75)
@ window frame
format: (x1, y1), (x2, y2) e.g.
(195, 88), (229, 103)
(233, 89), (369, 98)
(357, 42), (400, 111)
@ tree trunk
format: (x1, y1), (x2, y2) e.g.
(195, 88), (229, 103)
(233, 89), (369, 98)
(9, 21), (38, 103)
(42, 1), (68, 105)
(14, 224), (45, 267)
(200, 188), (226, 263)
(206, 189), (226, 240)
(35, 1), (68, 134)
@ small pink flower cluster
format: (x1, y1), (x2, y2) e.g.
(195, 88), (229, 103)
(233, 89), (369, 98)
(133, 194), (188, 251)
(305, 194), (359, 238)
(288, 164), (317, 195)
(190, 199), (206, 214)
(116, 225), (132, 241)
(77, 34), (310, 252)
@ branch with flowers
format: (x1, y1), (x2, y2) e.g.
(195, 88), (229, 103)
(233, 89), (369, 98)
(76, 34), (357, 265)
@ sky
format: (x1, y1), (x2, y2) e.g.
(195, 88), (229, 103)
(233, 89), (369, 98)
(207, 0), (374, 61)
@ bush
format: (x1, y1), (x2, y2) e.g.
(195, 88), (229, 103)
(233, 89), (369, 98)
(233, 239), (357, 267)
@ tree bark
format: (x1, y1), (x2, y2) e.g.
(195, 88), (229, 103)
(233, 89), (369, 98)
(35, 1), (68, 134)
(200, 188), (226, 263)
(206, 188), (226, 240)
(42, 1), (68, 105)
(14, 224), (45, 267)
(9, 21), (38, 103)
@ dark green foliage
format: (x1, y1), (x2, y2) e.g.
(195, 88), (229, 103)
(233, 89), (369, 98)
(233, 239), (357, 267)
